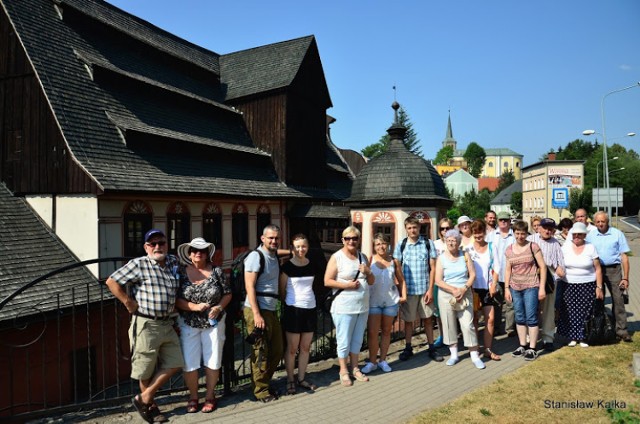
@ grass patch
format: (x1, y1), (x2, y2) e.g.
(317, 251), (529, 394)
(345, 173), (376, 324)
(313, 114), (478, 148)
(408, 338), (640, 423)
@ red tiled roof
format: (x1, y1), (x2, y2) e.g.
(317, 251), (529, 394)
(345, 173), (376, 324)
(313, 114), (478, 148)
(478, 177), (500, 192)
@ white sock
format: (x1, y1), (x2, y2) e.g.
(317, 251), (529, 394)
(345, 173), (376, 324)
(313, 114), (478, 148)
(470, 350), (480, 361)
(449, 346), (458, 359)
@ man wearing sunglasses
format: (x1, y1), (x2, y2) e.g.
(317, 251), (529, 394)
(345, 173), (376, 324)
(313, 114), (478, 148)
(106, 229), (183, 423)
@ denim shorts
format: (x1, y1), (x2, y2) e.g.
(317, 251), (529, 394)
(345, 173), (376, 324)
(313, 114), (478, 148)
(369, 303), (399, 317)
(511, 286), (539, 327)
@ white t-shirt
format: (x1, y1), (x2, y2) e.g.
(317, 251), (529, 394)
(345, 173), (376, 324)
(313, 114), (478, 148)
(331, 250), (369, 314)
(562, 242), (599, 284)
(467, 243), (494, 290)
(369, 260), (400, 307)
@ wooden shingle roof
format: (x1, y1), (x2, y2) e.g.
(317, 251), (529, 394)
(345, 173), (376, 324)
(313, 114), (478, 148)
(0, 184), (99, 322)
(2, 0), (306, 198)
(220, 35), (316, 101)
(348, 138), (450, 205)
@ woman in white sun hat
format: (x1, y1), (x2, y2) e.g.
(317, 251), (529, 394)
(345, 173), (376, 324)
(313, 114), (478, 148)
(176, 237), (231, 414)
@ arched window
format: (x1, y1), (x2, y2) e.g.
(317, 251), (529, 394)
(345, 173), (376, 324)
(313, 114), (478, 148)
(488, 161), (494, 167)
(371, 211), (396, 247)
(256, 204), (271, 245)
(123, 200), (152, 257)
(503, 161), (509, 169)
(167, 202), (190, 253)
(410, 210), (432, 239)
(515, 161), (520, 168)
(203, 203), (222, 265)
(232, 203), (249, 258)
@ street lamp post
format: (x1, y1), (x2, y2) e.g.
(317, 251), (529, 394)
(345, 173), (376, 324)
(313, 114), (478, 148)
(600, 82), (640, 217)
(595, 156), (619, 211)
(609, 167), (626, 224)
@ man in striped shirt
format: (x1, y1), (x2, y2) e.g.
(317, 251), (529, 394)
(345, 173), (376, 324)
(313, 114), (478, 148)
(106, 229), (184, 423)
(527, 218), (565, 352)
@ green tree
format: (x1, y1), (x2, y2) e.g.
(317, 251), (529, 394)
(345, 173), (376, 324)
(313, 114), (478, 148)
(360, 106), (422, 159)
(451, 189), (494, 220)
(463, 142), (486, 178)
(510, 192), (523, 216)
(433, 145), (454, 165)
(569, 188), (591, 215)
(496, 170), (516, 194)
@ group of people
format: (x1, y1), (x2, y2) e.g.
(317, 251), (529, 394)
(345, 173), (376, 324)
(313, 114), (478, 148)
(106, 207), (632, 422)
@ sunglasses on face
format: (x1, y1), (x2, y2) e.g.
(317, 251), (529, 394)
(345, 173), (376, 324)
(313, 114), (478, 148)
(440, 227), (451, 231)
(343, 236), (359, 242)
(189, 248), (208, 254)
(146, 241), (166, 247)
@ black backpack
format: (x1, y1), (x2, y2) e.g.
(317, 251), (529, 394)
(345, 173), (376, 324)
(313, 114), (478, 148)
(229, 249), (279, 320)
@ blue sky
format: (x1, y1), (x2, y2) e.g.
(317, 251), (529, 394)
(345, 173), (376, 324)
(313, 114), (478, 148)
(106, 0), (640, 166)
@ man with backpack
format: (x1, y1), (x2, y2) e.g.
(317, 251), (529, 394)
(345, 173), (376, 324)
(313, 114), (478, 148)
(394, 217), (443, 362)
(243, 224), (283, 402)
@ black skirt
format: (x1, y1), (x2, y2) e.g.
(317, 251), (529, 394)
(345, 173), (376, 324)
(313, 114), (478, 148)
(282, 304), (317, 334)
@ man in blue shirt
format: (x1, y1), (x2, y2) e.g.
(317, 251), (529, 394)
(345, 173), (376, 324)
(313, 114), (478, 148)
(394, 217), (443, 362)
(586, 212), (631, 342)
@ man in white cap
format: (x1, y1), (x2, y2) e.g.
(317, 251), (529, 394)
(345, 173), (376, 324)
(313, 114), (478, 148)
(106, 229), (183, 423)
(490, 211), (516, 336)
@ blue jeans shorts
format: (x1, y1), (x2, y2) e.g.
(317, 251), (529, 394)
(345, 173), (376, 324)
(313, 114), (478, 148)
(511, 287), (539, 327)
(369, 303), (399, 317)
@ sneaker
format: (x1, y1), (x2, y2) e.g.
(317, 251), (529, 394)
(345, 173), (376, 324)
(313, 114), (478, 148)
(542, 342), (555, 352)
(434, 335), (444, 348)
(378, 360), (392, 373)
(428, 349), (444, 362)
(361, 362), (378, 374)
(579, 342), (589, 348)
(446, 357), (459, 366)
(472, 358), (486, 369)
(511, 346), (526, 357)
(567, 341), (577, 347)
(523, 349), (538, 361)
(399, 346), (413, 361)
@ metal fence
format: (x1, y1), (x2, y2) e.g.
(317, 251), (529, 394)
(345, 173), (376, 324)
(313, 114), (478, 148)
(0, 257), (416, 422)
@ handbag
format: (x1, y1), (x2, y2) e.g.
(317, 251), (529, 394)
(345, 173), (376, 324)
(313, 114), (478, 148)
(322, 252), (362, 313)
(584, 299), (617, 346)
(530, 243), (554, 294)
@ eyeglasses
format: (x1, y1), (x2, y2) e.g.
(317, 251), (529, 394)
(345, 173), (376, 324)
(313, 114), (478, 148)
(498, 219), (510, 222)
(343, 236), (359, 242)
(440, 227), (451, 231)
(146, 241), (166, 247)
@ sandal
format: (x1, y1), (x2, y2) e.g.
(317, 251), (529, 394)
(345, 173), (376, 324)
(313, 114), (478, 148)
(339, 372), (352, 387)
(485, 349), (501, 361)
(132, 395), (152, 423)
(287, 380), (297, 395)
(259, 395), (277, 403)
(186, 398), (199, 414)
(352, 368), (369, 382)
(148, 403), (167, 423)
(297, 379), (317, 391)
(201, 398), (216, 413)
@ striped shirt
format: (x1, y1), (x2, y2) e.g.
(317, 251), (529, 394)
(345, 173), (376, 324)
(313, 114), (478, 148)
(109, 255), (180, 318)
(527, 233), (565, 281)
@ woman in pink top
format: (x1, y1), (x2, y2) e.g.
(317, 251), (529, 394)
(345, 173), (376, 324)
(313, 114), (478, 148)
(504, 220), (547, 361)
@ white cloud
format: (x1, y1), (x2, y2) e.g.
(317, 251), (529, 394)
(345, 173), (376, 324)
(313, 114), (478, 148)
(619, 64), (632, 71)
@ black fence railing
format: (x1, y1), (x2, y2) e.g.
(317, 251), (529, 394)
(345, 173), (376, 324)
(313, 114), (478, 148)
(0, 257), (418, 422)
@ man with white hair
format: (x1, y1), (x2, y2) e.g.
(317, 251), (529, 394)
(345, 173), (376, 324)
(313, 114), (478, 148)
(586, 211), (632, 342)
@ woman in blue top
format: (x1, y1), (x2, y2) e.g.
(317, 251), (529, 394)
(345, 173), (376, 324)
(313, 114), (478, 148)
(435, 229), (485, 369)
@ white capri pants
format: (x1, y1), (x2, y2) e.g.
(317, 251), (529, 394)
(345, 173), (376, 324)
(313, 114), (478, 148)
(179, 319), (226, 372)
(437, 288), (478, 347)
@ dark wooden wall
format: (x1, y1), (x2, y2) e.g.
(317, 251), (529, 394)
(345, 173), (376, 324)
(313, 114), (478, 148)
(0, 9), (99, 195)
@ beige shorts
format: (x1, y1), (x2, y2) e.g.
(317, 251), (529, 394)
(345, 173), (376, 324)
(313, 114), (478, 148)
(400, 294), (435, 322)
(129, 316), (184, 380)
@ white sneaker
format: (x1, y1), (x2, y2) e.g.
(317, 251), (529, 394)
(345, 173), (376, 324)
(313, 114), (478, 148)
(579, 342), (589, 348)
(361, 362), (378, 374)
(568, 341), (577, 347)
(472, 358), (486, 369)
(378, 360), (392, 373)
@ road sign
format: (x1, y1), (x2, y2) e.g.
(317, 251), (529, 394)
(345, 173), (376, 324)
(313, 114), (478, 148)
(592, 188), (624, 208)
(552, 188), (569, 208)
